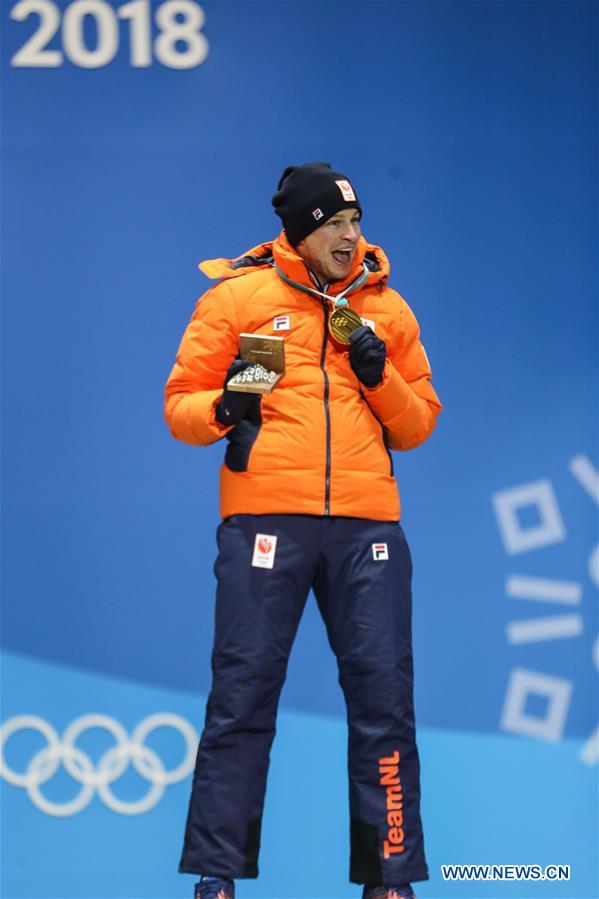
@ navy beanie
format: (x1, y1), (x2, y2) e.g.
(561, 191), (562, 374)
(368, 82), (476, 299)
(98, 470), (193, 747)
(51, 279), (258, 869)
(272, 162), (362, 246)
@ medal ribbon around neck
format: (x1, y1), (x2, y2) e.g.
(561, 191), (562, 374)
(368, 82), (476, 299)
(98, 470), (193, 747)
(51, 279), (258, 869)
(273, 262), (368, 344)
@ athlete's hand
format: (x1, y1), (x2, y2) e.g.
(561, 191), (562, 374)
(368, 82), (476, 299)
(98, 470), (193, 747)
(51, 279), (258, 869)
(215, 360), (261, 426)
(348, 325), (387, 388)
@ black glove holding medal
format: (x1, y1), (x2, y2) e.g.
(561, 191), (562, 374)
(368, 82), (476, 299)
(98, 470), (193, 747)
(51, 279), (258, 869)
(348, 325), (387, 388)
(215, 359), (261, 426)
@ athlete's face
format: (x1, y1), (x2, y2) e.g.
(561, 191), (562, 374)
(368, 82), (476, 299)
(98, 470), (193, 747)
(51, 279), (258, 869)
(296, 207), (361, 286)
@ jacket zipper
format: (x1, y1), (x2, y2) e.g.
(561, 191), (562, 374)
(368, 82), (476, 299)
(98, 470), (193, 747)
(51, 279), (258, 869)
(320, 300), (331, 516)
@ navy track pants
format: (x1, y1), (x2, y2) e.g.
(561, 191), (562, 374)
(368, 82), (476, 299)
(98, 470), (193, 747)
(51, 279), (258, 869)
(179, 514), (429, 886)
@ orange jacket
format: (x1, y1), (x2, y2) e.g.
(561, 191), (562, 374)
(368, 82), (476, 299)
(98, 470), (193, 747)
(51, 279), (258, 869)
(165, 231), (442, 521)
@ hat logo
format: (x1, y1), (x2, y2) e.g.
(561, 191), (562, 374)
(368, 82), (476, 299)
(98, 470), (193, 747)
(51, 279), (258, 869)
(312, 208), (324, 221)
(335, 180), (356, 202)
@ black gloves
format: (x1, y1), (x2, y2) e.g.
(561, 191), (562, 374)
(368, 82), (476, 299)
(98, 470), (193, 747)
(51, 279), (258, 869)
(348, 325), (387, 388)
(215, 360), (261, 426)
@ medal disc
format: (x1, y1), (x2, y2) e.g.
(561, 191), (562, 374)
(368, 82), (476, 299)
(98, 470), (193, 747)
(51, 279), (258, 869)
(329, 307), (363, 344)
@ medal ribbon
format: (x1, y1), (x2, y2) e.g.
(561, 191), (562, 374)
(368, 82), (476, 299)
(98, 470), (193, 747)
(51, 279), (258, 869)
(273, 262), (369, 309)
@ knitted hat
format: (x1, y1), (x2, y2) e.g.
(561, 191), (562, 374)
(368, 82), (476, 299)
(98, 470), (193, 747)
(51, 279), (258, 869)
(272, 162), (362, 246)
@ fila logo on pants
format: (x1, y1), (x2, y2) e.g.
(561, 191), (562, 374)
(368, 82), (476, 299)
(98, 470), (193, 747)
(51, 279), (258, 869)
(372, 543), (389, 561)
(379, 750), (405, 858)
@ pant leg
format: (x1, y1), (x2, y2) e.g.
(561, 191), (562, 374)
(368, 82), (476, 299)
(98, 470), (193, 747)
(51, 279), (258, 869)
(313, 518), (429, 886)
(179, 514), (319, 877)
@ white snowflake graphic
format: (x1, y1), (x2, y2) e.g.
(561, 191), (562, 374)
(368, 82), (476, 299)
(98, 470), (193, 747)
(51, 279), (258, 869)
(491, 454), (598, 765)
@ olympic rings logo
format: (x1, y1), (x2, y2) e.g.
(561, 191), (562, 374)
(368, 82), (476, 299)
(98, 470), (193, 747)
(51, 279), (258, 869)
(0, 713), (198, 816)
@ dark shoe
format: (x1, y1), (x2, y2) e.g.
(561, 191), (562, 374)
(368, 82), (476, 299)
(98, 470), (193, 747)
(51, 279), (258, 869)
(362, 885), (416, 899)
(194, 876), (235, 899)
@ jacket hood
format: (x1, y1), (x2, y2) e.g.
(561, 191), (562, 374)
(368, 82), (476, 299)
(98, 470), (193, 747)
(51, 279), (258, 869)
(199, 231), (390, 295)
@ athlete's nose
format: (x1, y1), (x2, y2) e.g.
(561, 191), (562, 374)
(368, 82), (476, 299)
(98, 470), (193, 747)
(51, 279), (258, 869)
(341, 221), (359, 242)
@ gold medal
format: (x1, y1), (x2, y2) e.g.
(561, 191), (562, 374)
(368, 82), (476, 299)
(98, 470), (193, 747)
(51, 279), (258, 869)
(329, 306), (363, 344)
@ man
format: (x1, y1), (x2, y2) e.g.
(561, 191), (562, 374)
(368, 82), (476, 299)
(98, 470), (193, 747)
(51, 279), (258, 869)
(165, 163), (443, 899)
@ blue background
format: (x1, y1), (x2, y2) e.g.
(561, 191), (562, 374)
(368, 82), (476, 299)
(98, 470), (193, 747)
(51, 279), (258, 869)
(1, 1), (597, 897)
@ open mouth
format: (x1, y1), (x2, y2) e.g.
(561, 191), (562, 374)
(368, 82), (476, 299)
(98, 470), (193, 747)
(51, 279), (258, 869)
(331, 247), (353, 266)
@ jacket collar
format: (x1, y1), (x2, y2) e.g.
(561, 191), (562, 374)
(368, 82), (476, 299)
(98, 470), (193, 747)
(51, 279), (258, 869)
(199, 230), (390, 297)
